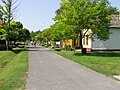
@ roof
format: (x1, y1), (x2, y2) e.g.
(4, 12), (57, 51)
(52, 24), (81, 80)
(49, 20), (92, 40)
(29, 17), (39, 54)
(110, 14), (120, 28)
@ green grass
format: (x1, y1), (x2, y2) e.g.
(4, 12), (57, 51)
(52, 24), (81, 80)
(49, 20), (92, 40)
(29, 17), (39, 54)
(0, 50), (28, 90)
(54, 50), (120, 77)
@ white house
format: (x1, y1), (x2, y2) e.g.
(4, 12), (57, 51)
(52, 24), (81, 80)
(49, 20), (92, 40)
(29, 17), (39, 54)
(83, 14), (120, 51)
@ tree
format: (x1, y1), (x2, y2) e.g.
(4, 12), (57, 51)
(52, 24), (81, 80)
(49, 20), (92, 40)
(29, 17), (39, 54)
(9, 21), (22, 41)
(34, 32), (43, 42)
(108, 6), (119, 14)
(1, 20), (30, 43)
(42, 28), (51, 44)
(17, 28), (30, 42)
(30, 30), (40, 41)
(0, 28), (7, 40)
(1, 0), (20, 50)
(54, 0), (112, 54)
(50, 22), (64, 41)
(50, 21), (77, 41)
(0, 6), (2, 19)
(9, 21), (30, 42)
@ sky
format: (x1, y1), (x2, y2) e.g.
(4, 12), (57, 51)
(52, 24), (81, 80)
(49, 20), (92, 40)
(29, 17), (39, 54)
(12, 0), (120, 32)
(16, 0), (61, 32)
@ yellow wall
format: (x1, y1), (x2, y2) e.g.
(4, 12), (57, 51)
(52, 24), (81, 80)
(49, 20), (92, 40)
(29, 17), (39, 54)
(76, 40), (80, 48)
(63, 39), (73, 48)
(63, 39), (81, 48)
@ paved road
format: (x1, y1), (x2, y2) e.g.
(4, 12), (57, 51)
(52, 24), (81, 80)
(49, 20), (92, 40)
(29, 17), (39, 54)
(26, 46), (120, 90)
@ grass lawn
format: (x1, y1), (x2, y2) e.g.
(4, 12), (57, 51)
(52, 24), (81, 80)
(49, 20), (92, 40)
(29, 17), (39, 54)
(0, 50), (28, 90)
(53, 50), (120, 77)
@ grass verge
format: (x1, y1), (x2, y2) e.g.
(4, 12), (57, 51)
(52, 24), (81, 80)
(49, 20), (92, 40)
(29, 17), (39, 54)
(0, 50), (28, 90)
(53, 50), (120, 77)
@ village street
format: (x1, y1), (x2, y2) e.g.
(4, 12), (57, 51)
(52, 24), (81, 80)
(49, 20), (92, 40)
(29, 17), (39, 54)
(26, 46), (120, 90)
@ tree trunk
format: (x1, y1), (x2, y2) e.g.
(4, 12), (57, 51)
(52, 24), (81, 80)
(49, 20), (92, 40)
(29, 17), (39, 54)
(79, 31), (86, 55)
(6, 39), (9, 50)
(73, 39), (76, 48)
(60, 40), (63, 48)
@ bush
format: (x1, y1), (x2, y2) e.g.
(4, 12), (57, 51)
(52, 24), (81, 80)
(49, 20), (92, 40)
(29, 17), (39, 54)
(0, 45), (13, 50)
(44, 44), (51, 48)
(54, 44), (60, 48)
(0, 45), (6, 50)
(40, 43), (45, 46)
(64, 45), (73, 51)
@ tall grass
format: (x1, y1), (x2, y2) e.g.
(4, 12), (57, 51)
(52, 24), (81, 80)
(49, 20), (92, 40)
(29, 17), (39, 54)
(0, 51), (28, 90)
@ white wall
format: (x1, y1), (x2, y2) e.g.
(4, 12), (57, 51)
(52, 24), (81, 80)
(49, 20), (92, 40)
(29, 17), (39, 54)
(92, 28), (120, 50)
(82, 29), (92, 49)
(83, 37), (92, 49)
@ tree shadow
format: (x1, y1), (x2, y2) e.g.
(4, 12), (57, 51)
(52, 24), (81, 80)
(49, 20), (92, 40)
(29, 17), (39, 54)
(73, 51), (120, 57)
(12, 46), (50, 53)
(12, 48), (28, 54)
(26, 46), (40, 48)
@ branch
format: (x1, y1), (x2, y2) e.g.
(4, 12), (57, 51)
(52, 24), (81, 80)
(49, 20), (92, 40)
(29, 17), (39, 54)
(82, 29), (89, 38)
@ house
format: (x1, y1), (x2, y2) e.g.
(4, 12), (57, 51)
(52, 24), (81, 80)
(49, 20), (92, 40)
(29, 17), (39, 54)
(63, 14), (120, 51)
(92, 14), (120, 51)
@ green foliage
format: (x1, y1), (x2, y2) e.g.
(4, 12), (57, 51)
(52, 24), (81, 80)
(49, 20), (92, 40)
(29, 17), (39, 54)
(30, 30), (41, 40)
(55, 0), (112, 40)
(35, 32), (42, 41)
(54, 44), (60, 48)
(0, 28), (7, 40)
(50, 21), (77, 41)
(44, 44), (51, 48)
(64, 44), (73, 51)
(0, 0), (20, 49)
(53, 0), (113, 54)
(108, 6), (119, 14)
(17, 28), (30, 42)
(0, 21), (30, 42)
(50, 22), (64, 41)
(42, 28), (51, 42)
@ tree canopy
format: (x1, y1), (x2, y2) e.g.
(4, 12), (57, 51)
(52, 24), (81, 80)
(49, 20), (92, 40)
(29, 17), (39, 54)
(53, 0), (113, 54)
(0, 20), (30, 42)
(0, 0), (20, 49)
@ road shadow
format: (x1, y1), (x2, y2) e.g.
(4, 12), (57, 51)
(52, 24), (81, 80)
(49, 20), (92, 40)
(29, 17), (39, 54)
(27, 46), (40, 48)
(10, 46), (49, 53)
(27, 46), (50, 52)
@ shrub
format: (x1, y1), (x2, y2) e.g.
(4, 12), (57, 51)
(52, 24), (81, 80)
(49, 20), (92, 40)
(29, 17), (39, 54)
(64, 45), (73, 51)
(0, 45), (6, 50)
(0, 45), (13, 50)
(44, 44), (51, 48)
(54, 44), (60, 48)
